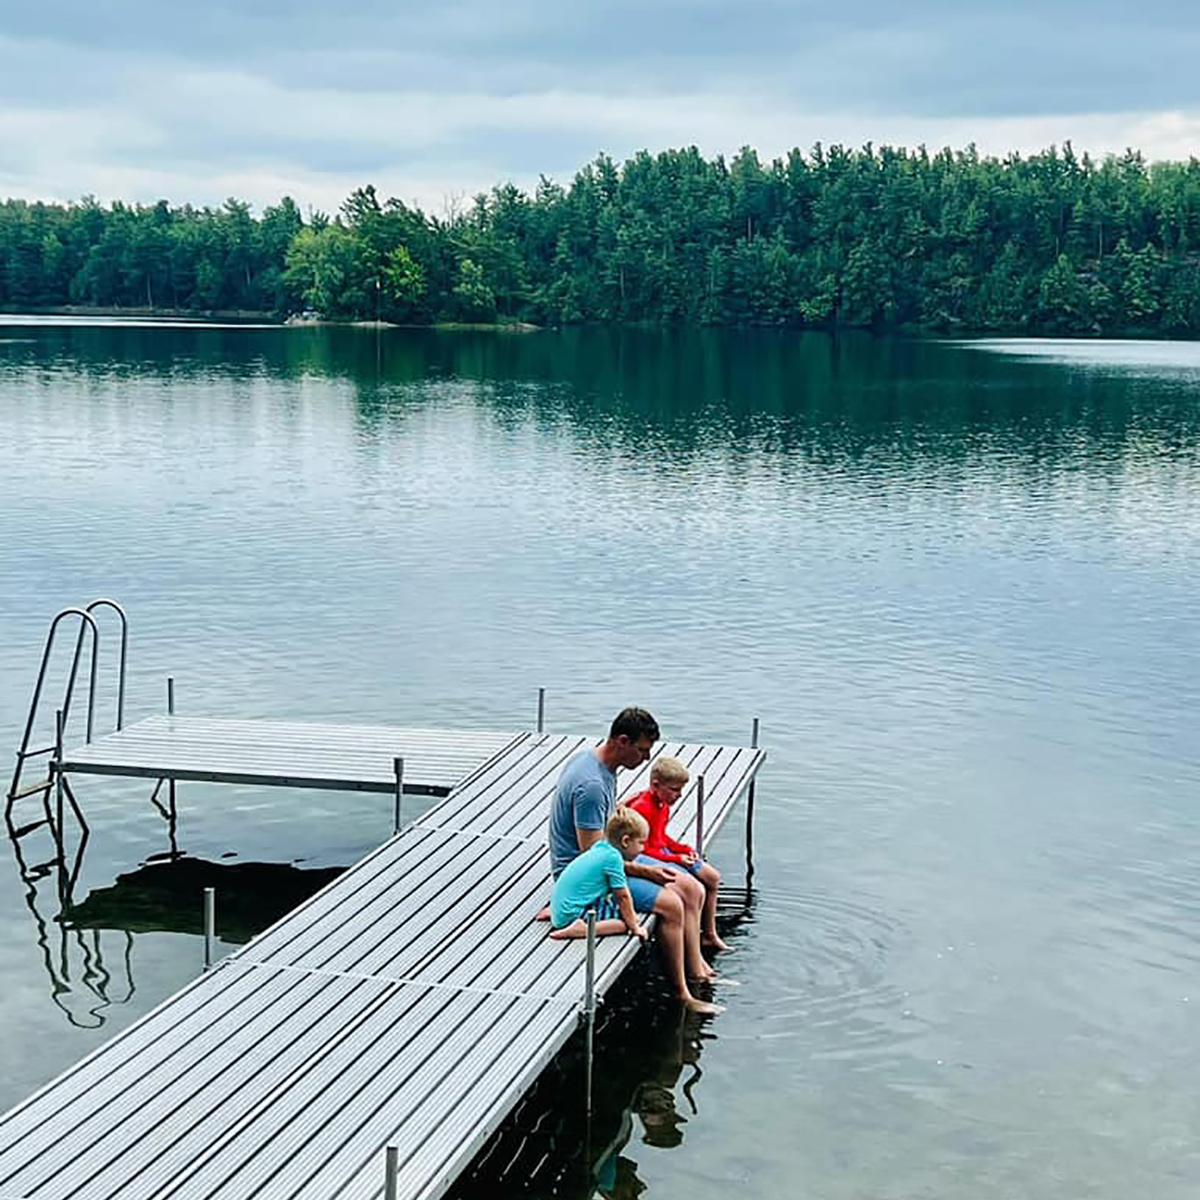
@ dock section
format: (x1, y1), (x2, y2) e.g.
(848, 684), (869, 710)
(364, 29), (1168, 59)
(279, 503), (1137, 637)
(0, 729), (764, 1200)
(59, 716), (523, 795)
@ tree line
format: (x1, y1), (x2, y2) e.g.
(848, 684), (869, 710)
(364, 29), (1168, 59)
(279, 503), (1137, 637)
(2, 143), (1199, 334)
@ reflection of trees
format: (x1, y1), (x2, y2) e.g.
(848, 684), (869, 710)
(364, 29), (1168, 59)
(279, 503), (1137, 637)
(9, 327), (1200, 470)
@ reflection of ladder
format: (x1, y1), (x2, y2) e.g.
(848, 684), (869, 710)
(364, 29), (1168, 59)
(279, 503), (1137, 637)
(7, 600), (128, 804)
(5, 788), (137, 1029)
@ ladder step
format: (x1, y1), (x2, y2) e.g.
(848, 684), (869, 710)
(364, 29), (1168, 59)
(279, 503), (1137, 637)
(8, 777), (53, 801)
(10, 818), (50, 839)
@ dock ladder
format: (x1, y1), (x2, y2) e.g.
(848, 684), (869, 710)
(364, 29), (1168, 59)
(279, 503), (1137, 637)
(7, 599), (128, 806)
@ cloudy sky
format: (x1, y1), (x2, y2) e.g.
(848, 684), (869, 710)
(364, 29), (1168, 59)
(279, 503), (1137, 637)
(2, 0), (1198, 214)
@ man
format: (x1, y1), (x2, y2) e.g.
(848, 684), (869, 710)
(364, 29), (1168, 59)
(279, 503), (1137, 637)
(547, 706), (722, 1015)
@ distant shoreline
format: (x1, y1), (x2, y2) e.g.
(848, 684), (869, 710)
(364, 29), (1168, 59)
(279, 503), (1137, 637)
(1, 308), (1193, 342)
(0, 307), (541, 333)
(4, 304), (281, 324)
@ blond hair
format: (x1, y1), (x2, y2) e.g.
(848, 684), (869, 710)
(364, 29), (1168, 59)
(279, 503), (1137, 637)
(607, 806), (649, 844)
(650, 756), (689, 787)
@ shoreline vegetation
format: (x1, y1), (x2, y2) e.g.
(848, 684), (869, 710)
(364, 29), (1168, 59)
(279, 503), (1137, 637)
(1, 142), (1198, 337)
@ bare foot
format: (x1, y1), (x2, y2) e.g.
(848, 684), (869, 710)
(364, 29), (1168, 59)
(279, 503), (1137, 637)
(706, 976), (741, 987)
(688, 968), (718, 983)
(683, 996), (725, 1015)
(534, 905), (551, 922)
(702, 933), (732, 952)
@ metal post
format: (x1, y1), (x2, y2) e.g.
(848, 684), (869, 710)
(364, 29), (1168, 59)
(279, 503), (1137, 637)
(746, 717), (759, 888)
(167, 678), (178, 823)
(384, 1145), (399, 1200)
(203, 886), (215, 971)
(53, 708), (65, 839)
(695, 774), (706, 859)
(584, 907), (597, 1120)
(536, 686), (546, 734)
(393, 757), (404, 835)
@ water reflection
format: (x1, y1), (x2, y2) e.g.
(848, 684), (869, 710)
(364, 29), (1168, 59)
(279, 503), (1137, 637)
(4, 784), (123, 1029)
(2, 780), (341, 1027)
(5, 325), (1200, 466)
(453, 892), (753, 1200)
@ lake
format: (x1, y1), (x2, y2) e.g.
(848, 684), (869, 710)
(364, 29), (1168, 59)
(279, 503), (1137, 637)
(1, 320), (1198, 1198)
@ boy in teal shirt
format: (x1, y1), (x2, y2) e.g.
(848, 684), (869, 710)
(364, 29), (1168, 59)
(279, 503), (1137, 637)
(549, 807), (652, 942)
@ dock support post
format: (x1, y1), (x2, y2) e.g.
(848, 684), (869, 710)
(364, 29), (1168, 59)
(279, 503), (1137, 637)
(393, 757), (404, 835)
(584, 907), (597, 1119)
(167, 678), (177, 822)
(384, 1145), (399, 1200)
(53, 709), (65, 839)
(203, 886), (215, 971)
(746, 717), (759, 889)
(536, 686), (546, 734)
(695, 774), (705, 859)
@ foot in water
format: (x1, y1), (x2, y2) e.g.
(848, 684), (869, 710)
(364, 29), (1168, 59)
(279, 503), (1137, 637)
(683, 995), (725, 1015)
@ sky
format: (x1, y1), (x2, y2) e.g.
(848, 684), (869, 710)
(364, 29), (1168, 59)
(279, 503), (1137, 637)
(1, 0), (1198, 215)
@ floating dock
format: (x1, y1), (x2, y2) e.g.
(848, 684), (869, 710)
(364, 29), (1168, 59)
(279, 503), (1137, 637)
(0, 722), (763, 1200)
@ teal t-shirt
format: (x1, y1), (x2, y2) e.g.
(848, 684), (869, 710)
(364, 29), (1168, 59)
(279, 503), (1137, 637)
(549, 840), (628, 928)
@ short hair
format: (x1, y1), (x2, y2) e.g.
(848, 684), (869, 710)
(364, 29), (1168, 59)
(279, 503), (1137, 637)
(607, 806), (649, 843)
(650, 756), (688, 786)
(609, 707), (660, 744)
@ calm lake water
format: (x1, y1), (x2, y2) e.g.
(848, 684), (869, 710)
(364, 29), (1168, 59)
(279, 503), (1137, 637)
(2, 320), (1199, 1198)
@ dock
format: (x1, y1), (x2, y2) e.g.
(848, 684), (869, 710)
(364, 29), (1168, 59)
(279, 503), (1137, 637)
(0, 723), (763, 1200)
(58, 716), (521, 796)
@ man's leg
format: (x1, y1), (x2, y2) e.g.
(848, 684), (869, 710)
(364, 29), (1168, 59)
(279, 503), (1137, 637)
(651, 888), (722, 1015)
(664, 870), (712, 980)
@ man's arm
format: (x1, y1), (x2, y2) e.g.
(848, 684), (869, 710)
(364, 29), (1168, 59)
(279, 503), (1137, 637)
(575, 826), (603, 853)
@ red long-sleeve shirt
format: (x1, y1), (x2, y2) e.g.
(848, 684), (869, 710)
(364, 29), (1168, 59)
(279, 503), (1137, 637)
(626, 788), (694, 865)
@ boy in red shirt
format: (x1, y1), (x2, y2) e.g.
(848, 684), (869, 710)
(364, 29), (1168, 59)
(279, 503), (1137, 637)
(626, 756), (730, 953)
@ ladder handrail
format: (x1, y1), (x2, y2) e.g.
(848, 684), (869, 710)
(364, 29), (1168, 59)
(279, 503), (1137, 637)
(61, 612), (100, 745)
(82, 599), (128, 731)
(9, 608), (100, 802)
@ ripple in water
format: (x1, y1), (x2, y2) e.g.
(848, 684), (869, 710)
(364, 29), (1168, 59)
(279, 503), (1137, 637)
(722, 887), (925, 1068)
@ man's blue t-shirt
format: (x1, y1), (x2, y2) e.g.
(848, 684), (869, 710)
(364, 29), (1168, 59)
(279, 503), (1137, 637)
(548, 749), (615, 876)
(549, 840), (628, 928)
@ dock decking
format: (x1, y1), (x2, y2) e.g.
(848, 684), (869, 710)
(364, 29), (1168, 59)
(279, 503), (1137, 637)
(0, 727), (764, 1200)
(59, 716), (522, 795)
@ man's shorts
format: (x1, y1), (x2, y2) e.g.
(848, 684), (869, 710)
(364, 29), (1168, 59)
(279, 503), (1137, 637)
(627, 854), (667, 913)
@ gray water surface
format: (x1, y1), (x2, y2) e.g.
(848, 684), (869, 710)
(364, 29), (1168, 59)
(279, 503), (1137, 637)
(1, 322), (1198, 1198)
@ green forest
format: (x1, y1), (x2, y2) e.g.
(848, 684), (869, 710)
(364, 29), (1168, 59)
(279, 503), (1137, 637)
(2, 142), (1199, 334)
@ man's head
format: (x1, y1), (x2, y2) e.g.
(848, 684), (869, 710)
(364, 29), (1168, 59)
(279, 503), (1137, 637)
(606, 707), (660, 770)
(606, 806), (650, 861)
(649, 755), (688, 805)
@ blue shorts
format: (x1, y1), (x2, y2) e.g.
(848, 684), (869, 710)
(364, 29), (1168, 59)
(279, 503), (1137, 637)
(551, 892), (619, 929)
(627, 854), (667, 913)
(663, 857), (707, 878)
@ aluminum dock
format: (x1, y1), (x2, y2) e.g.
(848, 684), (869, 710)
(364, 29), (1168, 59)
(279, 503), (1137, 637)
(0, 724), (764, 1200)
